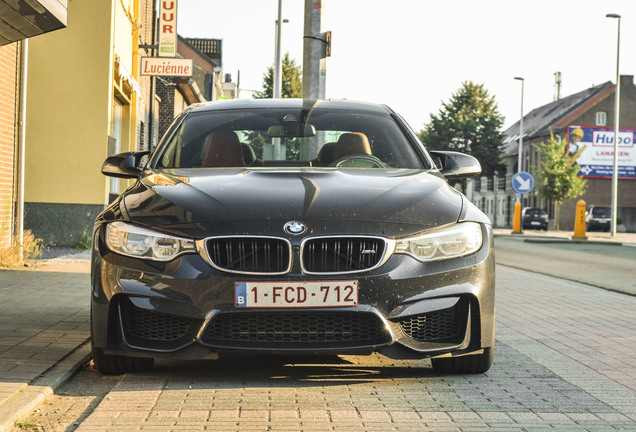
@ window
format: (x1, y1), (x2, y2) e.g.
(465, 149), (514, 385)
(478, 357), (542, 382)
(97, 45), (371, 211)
(596, 112), (607, 126)
(155, 108), (426, 169)
(110, 100), (123, 195)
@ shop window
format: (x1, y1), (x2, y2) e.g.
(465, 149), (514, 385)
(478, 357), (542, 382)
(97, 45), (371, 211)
(109, 100), (123, 200)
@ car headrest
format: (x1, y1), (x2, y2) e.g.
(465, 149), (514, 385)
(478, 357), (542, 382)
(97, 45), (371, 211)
(202, 130), (244, 167)
(332, 132), (372, 161)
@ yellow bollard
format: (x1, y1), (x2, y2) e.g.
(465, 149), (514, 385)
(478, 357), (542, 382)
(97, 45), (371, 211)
(512, 202), (522, 234)
(572, 199), (587, 239)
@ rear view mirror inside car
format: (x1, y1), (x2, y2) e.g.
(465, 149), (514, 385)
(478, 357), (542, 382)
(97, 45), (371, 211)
(267, 124), (316, 138)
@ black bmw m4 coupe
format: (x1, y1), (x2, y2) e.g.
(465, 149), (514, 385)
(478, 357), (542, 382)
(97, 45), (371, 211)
(91, 99), (495, 374)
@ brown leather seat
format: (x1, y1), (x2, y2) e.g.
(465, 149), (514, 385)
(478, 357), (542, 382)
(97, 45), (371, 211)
(332, 132), (372, 162)
(315, 142), (337, 166)
(202, 130), (244, 167)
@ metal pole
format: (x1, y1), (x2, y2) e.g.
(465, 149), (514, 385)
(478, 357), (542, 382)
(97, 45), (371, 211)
(18, 38), (28, 260)
(606, 14), (621, 236)
(514, 77), (524, 201)
(303, 0), (325, 100)
(273, 0), (283, 99)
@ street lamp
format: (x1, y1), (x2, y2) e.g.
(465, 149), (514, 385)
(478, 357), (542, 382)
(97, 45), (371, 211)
(273, 17), (289, 98)
(606, 13), (621, 236)
(514, 77), (524, 186)
(511, 77), (524, 234)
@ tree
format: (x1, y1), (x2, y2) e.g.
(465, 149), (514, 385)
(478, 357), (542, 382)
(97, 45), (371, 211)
(254, 53), (302, 99)
(534, 130), (587, 230)
(418, 81), (505, 176)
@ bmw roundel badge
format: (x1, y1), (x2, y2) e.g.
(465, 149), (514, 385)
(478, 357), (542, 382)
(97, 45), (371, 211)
(284, 221), (307, 235)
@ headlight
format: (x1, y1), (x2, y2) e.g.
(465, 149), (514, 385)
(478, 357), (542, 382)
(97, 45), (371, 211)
(395, 222), (482, 262)
(105, 222), (196, 261)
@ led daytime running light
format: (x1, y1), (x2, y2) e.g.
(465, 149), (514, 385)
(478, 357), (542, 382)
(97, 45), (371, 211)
(105, 222), (195, 261)
(395, 222), (482, 262)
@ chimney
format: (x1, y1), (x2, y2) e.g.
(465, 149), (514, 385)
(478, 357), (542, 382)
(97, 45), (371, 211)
(619, 75), (634, 87)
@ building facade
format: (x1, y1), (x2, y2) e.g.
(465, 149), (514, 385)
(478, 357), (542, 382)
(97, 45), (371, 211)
(470, 75), (636, 232)
(0, 1), (233, 250)
(155, 36), (223, 140)
(0, 1), (69, 248)
(23, 0), (156, 246)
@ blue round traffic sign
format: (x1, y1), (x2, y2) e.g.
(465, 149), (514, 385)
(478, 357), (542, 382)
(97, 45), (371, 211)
(512, 171), (534, 194)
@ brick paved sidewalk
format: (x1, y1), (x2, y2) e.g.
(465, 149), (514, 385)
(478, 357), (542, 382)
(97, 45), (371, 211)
(0, 264), (90, 431)
(66, 265), (635, 431)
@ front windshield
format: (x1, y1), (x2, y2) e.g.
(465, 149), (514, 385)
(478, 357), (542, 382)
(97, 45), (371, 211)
(154, 107), (427, 169)
(592, 207), (611, 217)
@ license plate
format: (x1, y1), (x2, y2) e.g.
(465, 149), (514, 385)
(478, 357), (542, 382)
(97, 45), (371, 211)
(235, 280), (358, 308)
(531, 221), (540, 225)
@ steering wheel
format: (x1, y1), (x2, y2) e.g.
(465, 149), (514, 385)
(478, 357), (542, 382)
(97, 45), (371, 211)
(329, 154), (386, 168)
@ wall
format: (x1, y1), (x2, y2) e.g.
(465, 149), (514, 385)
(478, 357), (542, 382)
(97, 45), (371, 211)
(137, 0), (156, 152)
(0, 43), (18, 247)
(25, 0), (113, 207)
(156, 78), (175, 140)
(23, 0), (146, 246)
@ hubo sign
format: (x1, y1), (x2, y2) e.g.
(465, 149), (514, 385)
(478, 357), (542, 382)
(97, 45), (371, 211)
(567, 126), (636, 179)
(159, 0), (177, 57)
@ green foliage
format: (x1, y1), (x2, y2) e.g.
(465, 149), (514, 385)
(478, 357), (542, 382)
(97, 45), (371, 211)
(14, 418), (39, 429)
(418, 81), (505, 176)
(534, 131), (587, 204)
(534, 131), (587, 230)
(254, 53), (302, 99)
(75, 228), (92, 250)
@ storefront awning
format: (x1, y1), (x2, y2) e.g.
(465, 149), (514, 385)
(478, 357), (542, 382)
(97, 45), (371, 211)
(0, 0), (68, 46)
(175, 77), (206, 105)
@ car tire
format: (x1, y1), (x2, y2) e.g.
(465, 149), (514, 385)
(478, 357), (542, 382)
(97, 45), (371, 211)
(431, 347), (493, 374)
(92, 347), (154, 375)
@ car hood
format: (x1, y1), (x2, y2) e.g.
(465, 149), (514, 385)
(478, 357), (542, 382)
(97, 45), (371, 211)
(117, 168), (464, 238)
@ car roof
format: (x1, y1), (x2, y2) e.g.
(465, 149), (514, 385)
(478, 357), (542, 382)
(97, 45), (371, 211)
(522, 207), (545, 211)
(185, 98), (394, 115)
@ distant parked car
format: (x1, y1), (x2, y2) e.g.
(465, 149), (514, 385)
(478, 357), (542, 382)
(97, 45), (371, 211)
(586, 206), (611, 232)
(522, 207), (549, 231)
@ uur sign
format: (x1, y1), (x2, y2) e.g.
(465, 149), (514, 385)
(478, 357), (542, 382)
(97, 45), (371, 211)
(141, 57), (192, 77)
(159, 0), (177, 57)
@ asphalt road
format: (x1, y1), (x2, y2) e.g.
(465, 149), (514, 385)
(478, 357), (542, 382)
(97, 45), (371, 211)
(7, 240), (636, 431)
(494, 236), (636, 296)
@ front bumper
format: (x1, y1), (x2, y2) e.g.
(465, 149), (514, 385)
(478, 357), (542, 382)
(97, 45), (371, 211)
(90, 225), (495, 360)
(587, 219), (611, 231)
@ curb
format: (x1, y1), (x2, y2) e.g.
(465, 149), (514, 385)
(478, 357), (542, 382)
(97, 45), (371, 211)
(0, 340), (91, 432)
(522, 238), (622, 246)
(494, 232), (627, 246)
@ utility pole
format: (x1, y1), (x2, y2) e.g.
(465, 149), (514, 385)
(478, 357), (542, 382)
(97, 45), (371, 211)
(273, 0), (283, 99)
(302, 0), (326, 99)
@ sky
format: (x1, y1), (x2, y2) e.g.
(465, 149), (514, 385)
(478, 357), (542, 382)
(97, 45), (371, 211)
(177, 0), (636, 131)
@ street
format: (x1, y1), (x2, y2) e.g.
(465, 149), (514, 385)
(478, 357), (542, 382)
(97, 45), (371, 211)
(494, 235), (636, 295)
(5, 240), (636, 431)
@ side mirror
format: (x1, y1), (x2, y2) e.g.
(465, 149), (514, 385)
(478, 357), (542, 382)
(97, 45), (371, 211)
(429, 150), (481, 178)
(101, 151), (150, 178)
